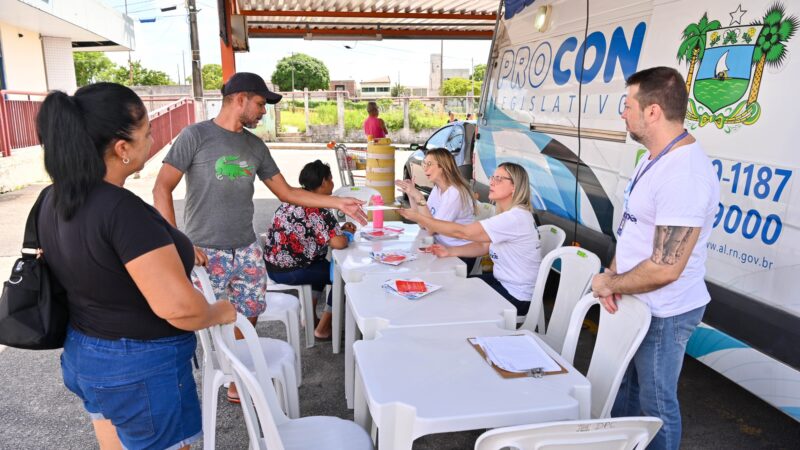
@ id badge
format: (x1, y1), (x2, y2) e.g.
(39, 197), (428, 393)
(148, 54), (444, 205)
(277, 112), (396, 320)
(617, 211), (637, 236)
(616, 217), (626, 237)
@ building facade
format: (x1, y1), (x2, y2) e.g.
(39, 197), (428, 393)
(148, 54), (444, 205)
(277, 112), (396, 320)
(360, 76), (391, 98)
(329, 79), (357, 99)
(0, 0), (134, 93)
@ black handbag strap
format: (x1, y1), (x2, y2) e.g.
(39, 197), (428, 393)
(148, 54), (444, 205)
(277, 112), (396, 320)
(21, 186), (53, 257)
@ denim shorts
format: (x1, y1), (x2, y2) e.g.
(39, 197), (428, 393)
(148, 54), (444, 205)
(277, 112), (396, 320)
(61, 327), (202, 450)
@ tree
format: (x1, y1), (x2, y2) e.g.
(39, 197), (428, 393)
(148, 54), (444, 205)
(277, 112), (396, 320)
(202, 64), (223, 90)
(271, 53), (330, 91)
(472, 63), (487, 82)
(442, 77), (481, 96)
(677, 13), (721, 93)
(108, 61), (174, 86)
(748, 4), (797, 105)
(391, 82), (410, 97)
(73, 52), (116, 86)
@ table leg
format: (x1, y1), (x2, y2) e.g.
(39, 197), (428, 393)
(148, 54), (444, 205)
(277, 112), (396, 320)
(353, 361), (372, 431)
(574, 384), (592, 419)
(378, 403), (416, 450)
(345, 301), (356, 409)
(332, 264), (344, 354)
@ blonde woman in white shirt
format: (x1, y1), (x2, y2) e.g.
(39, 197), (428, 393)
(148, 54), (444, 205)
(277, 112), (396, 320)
(400, 162), (542, 315)
(396, 147), (477, 267)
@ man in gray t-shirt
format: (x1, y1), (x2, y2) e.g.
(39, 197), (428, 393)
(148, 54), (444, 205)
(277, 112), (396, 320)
(153, 73), (365, 346)
(163, 120), (279, 249)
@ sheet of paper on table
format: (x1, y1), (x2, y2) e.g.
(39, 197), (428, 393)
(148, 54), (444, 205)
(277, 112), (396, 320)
(381, 278), (441, 300)
(360, 229), (401, 241)
(370, 250), (418, 266)
(471, 335), (561, 373)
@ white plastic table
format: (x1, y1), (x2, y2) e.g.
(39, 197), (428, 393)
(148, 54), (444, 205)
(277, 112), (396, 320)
(353, 323), (592, 450)
(343, 273), (516, 408)
(330, 222), (467, 354)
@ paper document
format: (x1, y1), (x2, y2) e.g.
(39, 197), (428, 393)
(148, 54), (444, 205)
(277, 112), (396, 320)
(362, 205), (401, 211)
(370, 250), (418, 266)
(472, 335), (561, 373)
(381, 278), (441, 300)
(360, 229), (401, 241)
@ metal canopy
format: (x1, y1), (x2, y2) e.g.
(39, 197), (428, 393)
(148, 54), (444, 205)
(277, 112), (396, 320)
(236, 0), (499, 40)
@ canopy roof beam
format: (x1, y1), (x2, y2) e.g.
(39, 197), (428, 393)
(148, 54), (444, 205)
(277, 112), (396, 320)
(240, 10), (496, 21)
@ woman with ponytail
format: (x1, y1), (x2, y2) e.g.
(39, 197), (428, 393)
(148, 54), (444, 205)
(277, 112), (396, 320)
(36, 83), (235, 450)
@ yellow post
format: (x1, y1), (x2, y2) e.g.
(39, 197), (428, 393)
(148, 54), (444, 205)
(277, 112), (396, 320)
(366, 137), (398, 220)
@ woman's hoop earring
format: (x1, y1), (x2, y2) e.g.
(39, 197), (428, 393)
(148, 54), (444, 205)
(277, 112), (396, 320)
(122, 157), (130, 165)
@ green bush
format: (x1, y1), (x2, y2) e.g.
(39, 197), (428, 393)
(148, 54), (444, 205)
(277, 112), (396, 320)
(278, 110), (306, 132)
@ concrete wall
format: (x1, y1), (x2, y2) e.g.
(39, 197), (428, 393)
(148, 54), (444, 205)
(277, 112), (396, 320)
(0, 146), (48, 193)
(0, 22), (47, 92)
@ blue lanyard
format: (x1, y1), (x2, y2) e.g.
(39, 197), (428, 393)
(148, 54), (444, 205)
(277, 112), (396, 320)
(628, 130), (689, 195)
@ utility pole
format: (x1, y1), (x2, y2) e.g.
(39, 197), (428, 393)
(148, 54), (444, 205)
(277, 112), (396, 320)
(182, 50), (187, 85)
(187, 0), (203, 100)
(124, 0), (133, 85)
(440, 39), (444, 111)
(471, 57), (475, 93)
(440, 40), (444, 96)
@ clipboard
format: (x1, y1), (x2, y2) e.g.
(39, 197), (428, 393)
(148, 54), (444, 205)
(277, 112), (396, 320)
(468, 336), (568, 378)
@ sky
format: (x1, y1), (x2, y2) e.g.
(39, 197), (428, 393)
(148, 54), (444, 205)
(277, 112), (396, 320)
(101, 0), (492, 88)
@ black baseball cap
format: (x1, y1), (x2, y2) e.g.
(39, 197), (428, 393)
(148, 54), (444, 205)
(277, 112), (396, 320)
(221, 72), (282, 104)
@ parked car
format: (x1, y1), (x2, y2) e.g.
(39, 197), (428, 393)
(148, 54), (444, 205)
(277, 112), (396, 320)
(403, 121), (477, 199)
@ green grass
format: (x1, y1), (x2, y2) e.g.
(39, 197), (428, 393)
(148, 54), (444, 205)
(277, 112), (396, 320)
(693, 78), (750, 112)
(279, 101), (450, 132)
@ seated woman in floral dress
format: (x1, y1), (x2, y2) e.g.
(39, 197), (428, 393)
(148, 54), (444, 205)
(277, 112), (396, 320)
(264, 160), (355, 340)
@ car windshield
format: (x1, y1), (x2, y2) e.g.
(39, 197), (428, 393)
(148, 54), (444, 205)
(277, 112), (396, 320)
(426, 124), (464, 154)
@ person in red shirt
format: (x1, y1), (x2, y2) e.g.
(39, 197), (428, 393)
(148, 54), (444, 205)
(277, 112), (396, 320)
(362, 101), (388, 139)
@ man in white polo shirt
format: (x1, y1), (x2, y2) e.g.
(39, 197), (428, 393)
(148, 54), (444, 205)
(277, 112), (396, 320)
(591, 67), (720, 450)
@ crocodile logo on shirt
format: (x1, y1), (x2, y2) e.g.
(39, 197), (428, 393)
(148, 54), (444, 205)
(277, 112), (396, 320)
(215, 155), (254, 180)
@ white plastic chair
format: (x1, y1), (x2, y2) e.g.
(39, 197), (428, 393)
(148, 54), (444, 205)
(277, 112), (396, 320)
(561, 294), (652, 419)
(258, 292), (303, 386)
(213, 314), (374, 450)
(520, 246), (601, 354)
(267, 279), (315, 349)
(193, 267), (300, 450)
(474, 416), (663, 450)
(259, 232), (317, 349)
(537, 224), (567, 256)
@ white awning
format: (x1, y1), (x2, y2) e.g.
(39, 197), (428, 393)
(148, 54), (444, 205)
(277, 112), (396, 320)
(0, 0), (135, 51)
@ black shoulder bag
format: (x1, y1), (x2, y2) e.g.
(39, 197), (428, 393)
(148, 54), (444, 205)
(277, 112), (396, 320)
(0, 186), (69, 349)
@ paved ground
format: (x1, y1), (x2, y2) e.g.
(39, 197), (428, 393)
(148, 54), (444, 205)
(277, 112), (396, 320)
(0, 148), (798, 449)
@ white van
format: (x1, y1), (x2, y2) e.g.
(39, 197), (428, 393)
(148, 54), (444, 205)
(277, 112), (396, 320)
(473, 0), (799, 422)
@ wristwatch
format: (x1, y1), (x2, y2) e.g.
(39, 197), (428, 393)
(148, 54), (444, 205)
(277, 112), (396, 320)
(417, 198), (427, 206)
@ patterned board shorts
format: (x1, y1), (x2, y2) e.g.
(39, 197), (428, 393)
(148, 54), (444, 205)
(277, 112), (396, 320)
(192, 241), (267, 317)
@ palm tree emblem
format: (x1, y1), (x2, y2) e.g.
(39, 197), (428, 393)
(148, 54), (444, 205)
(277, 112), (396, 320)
(678, 13), (721, 93)
(679, 4), (796, 131)
(747, 4), (798, 105)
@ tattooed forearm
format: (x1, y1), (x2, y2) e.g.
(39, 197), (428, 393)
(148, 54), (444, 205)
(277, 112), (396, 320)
(651, 226), (694, 265)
